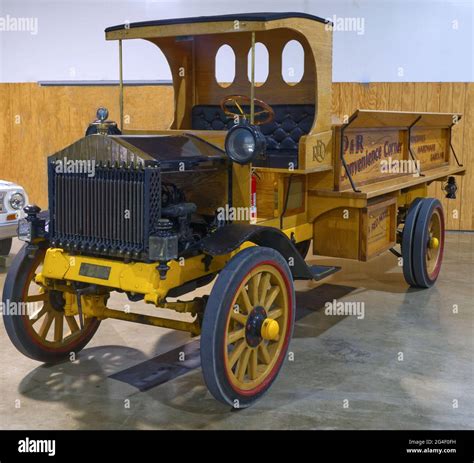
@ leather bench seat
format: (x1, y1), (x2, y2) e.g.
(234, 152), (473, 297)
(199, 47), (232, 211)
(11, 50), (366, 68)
(191, 104), (315, 169)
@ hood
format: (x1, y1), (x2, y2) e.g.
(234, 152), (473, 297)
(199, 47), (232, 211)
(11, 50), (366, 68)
(48, 133), (225, 171)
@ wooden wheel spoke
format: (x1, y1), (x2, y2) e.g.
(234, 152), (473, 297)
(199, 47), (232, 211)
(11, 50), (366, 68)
(30, 306), (48, 324)
(228, 340), (247, 369)
(264, 286), (281, 311)
(231, 311), (247, 326)
(258, 343), (271, 365)
(267, 307), (283, 320)
(259, 273), (271, 306)
(54, 315), (64, 342)
(250, 273), (262, 306)
(25, 293), (48, 303)
(236, 347), (252, 382)
(227, 328), (245, 345)
(38, 312), (54, 339)
(65, 316), (80, 334)
(240, 287), (253, 314)
(249, 349), (258, 380)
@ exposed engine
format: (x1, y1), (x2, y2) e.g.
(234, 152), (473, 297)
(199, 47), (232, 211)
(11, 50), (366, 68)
(160, 182), (211, 255)
(48, 159), (212, 263)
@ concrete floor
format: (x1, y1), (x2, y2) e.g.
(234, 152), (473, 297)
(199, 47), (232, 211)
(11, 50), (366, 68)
(0, 234), (472, 430)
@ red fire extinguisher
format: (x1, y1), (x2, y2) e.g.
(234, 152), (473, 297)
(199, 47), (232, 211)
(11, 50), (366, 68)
(250, 173), (257, 224)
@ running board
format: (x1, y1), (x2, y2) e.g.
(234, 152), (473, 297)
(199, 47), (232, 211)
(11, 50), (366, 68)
(309, 265), (341, 281)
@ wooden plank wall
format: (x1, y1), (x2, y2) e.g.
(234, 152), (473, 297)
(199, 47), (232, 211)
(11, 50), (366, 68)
(0, 82), (472, 230)
(0, 83), (172, 209)
(333, 83), (473, 231)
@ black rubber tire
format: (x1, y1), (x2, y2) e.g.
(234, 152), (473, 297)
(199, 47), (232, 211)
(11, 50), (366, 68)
(2, 244), (101, 363)
(402, 198), (424, 287)
(0, 238), (12, 256)
(200, 246), (295, 408)
(295, 239), (311, 259)
(412, 198), (445, 288)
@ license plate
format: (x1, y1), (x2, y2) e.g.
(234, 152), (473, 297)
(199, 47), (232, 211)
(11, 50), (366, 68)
(79, 263), (111, 280)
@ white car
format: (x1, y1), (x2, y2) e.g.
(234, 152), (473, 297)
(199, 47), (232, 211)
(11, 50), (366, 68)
(0, 180), (28, 256)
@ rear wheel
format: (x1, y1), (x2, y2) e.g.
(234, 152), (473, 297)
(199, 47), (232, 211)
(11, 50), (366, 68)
(401, 198), (445, 288)
(0, 238), (12, 256)
(201, 246), (295, 408)
(2, 245), (101, 363)
(412, 198), (445, 288)
(401, 198), (423, 286)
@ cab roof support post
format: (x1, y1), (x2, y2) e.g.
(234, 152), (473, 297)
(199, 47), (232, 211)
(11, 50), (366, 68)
(119, 39), (124, 131)
(250, 32), (255, 124)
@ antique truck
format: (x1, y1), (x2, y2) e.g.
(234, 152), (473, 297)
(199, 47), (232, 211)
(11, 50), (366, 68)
(2, 13), (465, 408)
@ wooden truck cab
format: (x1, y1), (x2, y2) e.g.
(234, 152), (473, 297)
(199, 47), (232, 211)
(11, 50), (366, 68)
(106, 13), (464, 265)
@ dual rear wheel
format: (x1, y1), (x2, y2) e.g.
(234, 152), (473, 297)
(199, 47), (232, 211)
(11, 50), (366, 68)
(402, 198), (445, 288)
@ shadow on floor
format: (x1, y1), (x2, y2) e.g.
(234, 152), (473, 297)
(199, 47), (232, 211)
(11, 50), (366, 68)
(15, 283), (357, 424)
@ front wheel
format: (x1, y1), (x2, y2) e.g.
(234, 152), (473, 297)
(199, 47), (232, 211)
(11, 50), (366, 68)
(2, 244), (101, 363)
(201, 246), (295, 408)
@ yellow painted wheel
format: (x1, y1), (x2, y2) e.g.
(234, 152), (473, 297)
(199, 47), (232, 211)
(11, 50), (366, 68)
(411, 198), (445, 288)
(201, 247), (295, 408)
(224, 264), (289, 392)
(2, 245), (101, 363)
(402, 198), (445, 288)
(426, 210), (442, 275)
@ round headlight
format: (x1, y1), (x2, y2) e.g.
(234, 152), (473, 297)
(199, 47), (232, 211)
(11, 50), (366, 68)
(224, 123), (266, 164)
(9, 192), (25, 210)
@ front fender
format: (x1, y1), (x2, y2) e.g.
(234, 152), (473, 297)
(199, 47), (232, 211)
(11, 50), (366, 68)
(199, 224), (313, 280)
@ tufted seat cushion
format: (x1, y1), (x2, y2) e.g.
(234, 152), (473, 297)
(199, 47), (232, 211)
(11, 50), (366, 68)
(191, 105), (315, 151)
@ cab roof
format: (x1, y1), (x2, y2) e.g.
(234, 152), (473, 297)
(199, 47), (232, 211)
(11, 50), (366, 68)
(105, 12), (329, 33)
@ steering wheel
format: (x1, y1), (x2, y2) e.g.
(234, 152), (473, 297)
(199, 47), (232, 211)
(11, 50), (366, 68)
(220, 95), (275, 125)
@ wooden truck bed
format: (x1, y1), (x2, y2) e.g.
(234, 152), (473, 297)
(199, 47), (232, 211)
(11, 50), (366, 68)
(332, 110), (464, 191)
(313, 164), (465, 200)
(307, 110), (465, 262)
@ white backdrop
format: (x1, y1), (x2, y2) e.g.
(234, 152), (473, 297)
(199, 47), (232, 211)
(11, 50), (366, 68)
(0, 0), (472, 83)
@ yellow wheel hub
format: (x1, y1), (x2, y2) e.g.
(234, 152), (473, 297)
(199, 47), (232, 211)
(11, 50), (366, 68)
(429, 237), (440, 249)
(261, 318), (279, 340)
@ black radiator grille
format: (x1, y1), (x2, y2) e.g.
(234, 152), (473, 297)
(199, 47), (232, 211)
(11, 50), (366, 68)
(48, 163), (161, 260)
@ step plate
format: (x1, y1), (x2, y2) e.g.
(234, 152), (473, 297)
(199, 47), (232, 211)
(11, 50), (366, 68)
(309, 265), (341, 281)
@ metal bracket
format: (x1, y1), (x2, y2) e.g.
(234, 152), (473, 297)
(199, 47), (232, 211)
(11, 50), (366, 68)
(449, 122), (463, 167)
(340, 112), (361, 193)
(407, 115), (424, 177)
(389, 247), (402, 258)
(73, 284), (99, 329)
